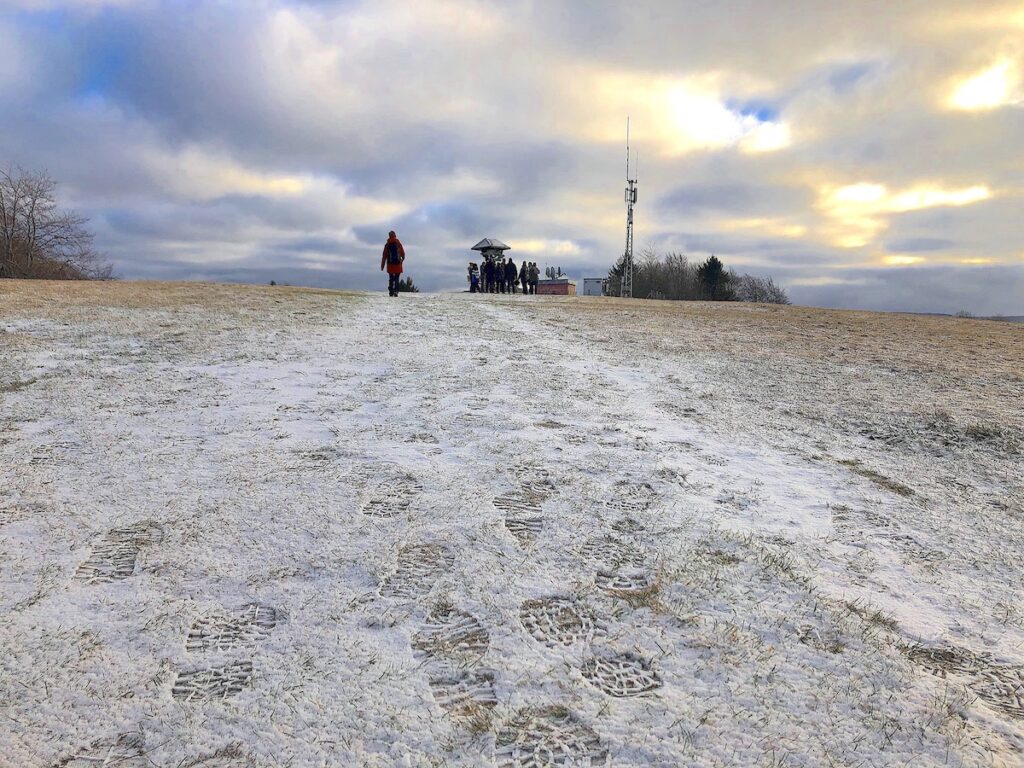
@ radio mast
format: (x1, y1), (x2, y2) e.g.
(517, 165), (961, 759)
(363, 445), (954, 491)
(620, 118), (638, 299)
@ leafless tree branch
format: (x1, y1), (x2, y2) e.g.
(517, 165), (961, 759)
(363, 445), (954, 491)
(0, 165), (113, 280)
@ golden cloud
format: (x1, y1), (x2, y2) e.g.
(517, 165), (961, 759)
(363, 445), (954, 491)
(721, 217), (807, 238)
(948, 60), (1022, 111)
(817, 182), (992, 248)
(882, 255), (926, 266)
(568, 70), (791, 156)
(145, 147), (308, 200)
(513, 239), (582, 256)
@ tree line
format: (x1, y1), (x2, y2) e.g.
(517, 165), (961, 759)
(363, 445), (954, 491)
(607, 248), (789, 304)
(0, 166), (112, 280)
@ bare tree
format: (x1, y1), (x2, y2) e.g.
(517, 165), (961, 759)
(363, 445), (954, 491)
(0, 166), (112, 280)
(607, 247), (788, 304)
(732, 272), (790, 304)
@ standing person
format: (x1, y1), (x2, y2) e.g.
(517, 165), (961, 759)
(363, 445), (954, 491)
(519, 260), (529, 294)
(529, 262), (540, 294)
(380, 230), (405, 297)
(482, 257), (494, 293)
(505, 257), (518, 294)
(496, 258), (506, 294)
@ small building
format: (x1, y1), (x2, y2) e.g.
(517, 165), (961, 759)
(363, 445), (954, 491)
(537, 278), (577, 296)
(470, 237), (511, 261)
(582, 278), (606, 296)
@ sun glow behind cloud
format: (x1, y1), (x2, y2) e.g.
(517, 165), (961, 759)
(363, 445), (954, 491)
(819, 183), (992, 248)
(949, 60), (1022, 110)
(663, 85), (791, 154)
(583, 72), (791, 156)
(883, 255), (926, 266)
(514, 239), (582, 256)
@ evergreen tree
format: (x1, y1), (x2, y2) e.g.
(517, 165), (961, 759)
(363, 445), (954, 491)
(396, 276), (420, 293)
(696, 255), (734, 301)
(606, 255), (626, 296)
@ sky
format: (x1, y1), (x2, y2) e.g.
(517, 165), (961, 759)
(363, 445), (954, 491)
(2, 0), (1023, 313)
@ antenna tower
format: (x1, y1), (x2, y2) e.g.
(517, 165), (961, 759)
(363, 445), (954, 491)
(620, 118), (638, 298)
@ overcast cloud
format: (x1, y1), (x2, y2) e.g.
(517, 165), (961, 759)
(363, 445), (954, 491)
(2, 0), (1022, 313)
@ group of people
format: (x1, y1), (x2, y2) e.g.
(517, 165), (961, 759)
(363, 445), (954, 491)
(468, 257), (541, 294)
(382, 230), (545, 297)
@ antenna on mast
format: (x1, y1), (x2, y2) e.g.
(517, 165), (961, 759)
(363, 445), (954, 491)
(626, 116), (631, 179)
(620, 118), (638, 299)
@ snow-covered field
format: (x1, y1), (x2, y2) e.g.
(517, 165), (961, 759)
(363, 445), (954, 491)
(1, 281), (1022, 767)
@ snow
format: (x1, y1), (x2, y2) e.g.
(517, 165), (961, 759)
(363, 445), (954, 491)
(1, 285), (1023, 766)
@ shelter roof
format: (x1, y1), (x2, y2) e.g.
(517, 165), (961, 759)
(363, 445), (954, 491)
(470, 238), (511, 251)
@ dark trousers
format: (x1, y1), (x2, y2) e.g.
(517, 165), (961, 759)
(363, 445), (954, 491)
(509, 279), (517, 294)
(521, 277), (528, 293)
(388, 273), (400, 295)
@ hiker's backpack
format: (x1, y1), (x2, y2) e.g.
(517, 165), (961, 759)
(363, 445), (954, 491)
(387, 241), (402, 265)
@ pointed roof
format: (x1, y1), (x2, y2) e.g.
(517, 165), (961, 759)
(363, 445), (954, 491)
(471, 237), (511, 251)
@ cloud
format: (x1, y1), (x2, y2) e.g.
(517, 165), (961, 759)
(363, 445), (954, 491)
(788, 264), (1024, 315)
(948, 60), (1023, 111)
(564, 70), (792, 156)
(658, 183), (811, 215)
(141, 146), (310, 200)
(816, 182), (992, 248)
(885, 237), (956, 253)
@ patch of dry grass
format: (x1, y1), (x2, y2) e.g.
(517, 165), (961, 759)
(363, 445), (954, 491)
(565, 295), (1024, 382)
(0, 377), (37, 393)
(0, 279), (359, 331)
(838, 459), (915, 497)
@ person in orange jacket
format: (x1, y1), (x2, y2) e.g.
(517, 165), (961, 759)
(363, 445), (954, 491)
(380, 230), (406, 296)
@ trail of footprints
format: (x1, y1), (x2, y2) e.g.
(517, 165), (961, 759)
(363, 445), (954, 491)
(386, 475), (668, 765)
(172, 661), (254, 703)
(412, 604), (490, 662)
(65, 420), (762, 760)
(495, 463), (557, 546)
(186, 604), (282, 653)
(379, 543), (455, 599)
(582, 653), (662, 698)
(173, 603), (282, 702)
(361, 474), (423, 518)
(63, 336), (673, 761)
(64, 526), (277, 763)
(578, 483), (660, 601)
(496, 706), (609, 767)
(74, 521), (163, 584)
(74, 522), (281, 704)
(346, 463), (426, 519)
(520, 597), (604, 647)
(412, 604), (498, 717)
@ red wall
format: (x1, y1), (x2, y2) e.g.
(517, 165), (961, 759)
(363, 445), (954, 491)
(536, 282), (576, 296)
